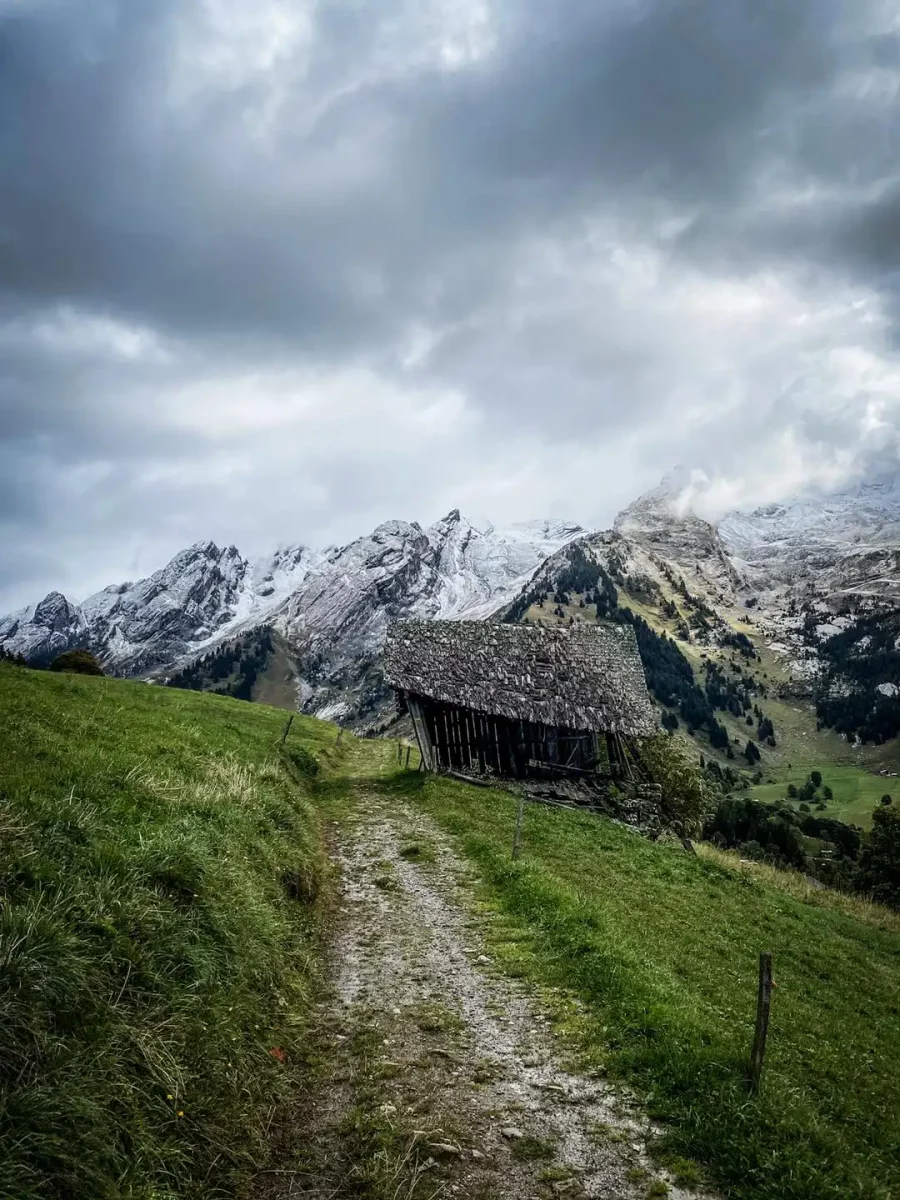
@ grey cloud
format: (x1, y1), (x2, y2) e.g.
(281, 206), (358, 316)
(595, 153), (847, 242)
(2, 0), (900, 609)
(0, 0), (843, 342)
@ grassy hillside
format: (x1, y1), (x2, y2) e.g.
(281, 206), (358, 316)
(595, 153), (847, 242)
(0, 664), (336, 1200)
(4, 662), (900, 1200)
(389, 771), (900, 1200)
(748, 764), (897, 827)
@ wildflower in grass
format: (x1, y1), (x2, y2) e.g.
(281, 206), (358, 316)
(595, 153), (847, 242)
(269, 1047), (286, 1062)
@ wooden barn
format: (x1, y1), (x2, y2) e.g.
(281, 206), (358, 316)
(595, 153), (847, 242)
(383, 620), (658, 785)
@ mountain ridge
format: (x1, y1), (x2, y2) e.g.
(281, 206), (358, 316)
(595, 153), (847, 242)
(5, 471), (900, 739)
(0, 511), (585, 715)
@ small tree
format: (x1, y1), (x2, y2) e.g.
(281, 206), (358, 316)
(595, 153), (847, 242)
(822, 785), (833, 801)
(810, 770), (823, 789)
(787, 783), (798, 799)
(49, 649), (104, 676)
(744, 739), (761, 765)
(881, 794), (893, 806)
(640, 734), (715, 836)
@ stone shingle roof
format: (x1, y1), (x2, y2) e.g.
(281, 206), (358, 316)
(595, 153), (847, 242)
(383, 620), (657, 737)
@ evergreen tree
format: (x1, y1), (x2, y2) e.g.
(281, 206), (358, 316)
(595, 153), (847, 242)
(857, 805), (900, 908)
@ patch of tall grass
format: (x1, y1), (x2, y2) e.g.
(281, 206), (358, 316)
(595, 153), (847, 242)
(0, 665), (330, 1199)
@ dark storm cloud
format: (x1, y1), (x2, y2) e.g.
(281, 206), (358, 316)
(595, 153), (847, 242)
(1, 0), (900, 608)
(0, 0), (842, 343)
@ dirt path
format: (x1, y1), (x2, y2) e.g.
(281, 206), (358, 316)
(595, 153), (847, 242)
(265, 786), (713, 1200)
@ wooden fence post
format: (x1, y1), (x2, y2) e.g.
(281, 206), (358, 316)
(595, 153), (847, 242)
(405, 746), (411, 769)
(512, 794), (525, 861)
(335, 727), (344, 746)
(281, 714), (294, 745)
(749, 952), (773, 1092)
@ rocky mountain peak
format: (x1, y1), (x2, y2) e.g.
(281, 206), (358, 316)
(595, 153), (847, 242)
(614, 467), (711, 534)
(33, 591), (78, 630)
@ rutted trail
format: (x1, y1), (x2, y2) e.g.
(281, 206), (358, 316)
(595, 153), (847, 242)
(276, 785), (716, 1199)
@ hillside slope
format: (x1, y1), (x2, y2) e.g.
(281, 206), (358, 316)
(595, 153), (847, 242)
(0, 664), (335, 1200)
(399, 771), (900, 1200)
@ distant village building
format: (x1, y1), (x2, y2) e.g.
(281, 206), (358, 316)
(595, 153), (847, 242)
(383, 621), (658, 790)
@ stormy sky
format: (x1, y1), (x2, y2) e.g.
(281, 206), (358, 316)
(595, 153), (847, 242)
(3, 0), (900, 609)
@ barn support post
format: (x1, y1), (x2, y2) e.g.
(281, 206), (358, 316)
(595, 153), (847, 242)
(406, 695), (435, 772)
(442, 706), (453, 771)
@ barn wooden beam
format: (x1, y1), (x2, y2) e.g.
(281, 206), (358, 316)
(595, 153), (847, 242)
(406, 694), (435, 772)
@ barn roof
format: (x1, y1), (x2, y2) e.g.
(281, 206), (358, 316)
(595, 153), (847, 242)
(383, 620), (657, 737)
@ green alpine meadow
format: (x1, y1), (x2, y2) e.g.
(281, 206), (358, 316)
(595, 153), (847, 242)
(2, 662), (899, 1199)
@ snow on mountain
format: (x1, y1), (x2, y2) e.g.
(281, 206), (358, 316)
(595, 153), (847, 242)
(719, 476), (900, 558)
(717, 476), (900, 597)
(611, 468), (900, 604)
(0, 512), (585, 694)
(613, 469), (745, 602)
(251, 511), (585, 717)
(0, 592), (82, 665)
(424, 513), (585, 621)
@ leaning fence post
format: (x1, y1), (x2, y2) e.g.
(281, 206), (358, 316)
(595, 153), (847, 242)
(281, 714), (294, 745)
(748, 952), (773, 1092)
(405, 746), (411, 769)
(512, 794), (525, 861)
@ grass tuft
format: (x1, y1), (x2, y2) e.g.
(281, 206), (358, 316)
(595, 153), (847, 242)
(399, 840), (437, 864)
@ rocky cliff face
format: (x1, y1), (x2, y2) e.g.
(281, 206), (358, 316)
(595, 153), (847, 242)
(609, 472), (900, 737)
(0, 542), (260, 673)
(614, 468), (746, 605)
(0, 511), (584, 719)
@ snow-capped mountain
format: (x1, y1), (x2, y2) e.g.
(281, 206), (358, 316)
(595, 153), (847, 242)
(609, 467), (900, 606)
(0, 511), (584, 716)
(614, 468), (745, 603)
(719, 476), (900, 559)
(7, 468), (900, 730)
(718, 476), (900, 601)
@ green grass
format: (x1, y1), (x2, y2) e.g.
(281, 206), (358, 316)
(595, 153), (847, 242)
(5, 661), (900, 1200)
(749, 765), (898, 828)
(0, 664), (340, 1200)
(385, 772), (900, 1200)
